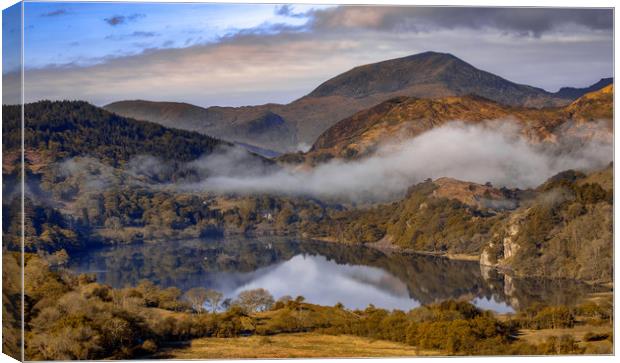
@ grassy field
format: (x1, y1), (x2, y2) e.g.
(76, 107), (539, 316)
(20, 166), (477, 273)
(152, 333), (438, 359)
(518, 323), (613, 354)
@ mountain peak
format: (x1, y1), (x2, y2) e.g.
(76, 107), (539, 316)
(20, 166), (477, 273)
(403, 51), (460, 61)
(305, 51), (560, 108)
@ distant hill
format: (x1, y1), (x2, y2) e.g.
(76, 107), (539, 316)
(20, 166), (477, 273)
(105, 52), (608, 152)
(554, 77), (613, 99)
(298, 85), (613, 163)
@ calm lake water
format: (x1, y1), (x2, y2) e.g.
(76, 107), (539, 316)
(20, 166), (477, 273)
(67, 238), (600, 313)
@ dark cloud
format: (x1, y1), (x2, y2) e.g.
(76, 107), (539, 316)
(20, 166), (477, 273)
(275, 5), (308, 18)
(104, 16), (125, 26)
(41, 9), (67, 17)
(104, 13), (145, 26)
(309, 7), (613, 37)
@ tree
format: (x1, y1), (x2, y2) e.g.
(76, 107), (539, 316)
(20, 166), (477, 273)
(204, 289), (224, 313)
(236, 288), (274, 313)
(184, 287), (209, 313)
(221, 298), (233, 311)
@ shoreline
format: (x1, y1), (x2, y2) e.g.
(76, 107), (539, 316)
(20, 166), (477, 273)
(66, 232), (613, 290)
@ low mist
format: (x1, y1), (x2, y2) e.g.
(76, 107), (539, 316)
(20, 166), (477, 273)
(54, 120), (612, 203)
(178, 121), (612, 202)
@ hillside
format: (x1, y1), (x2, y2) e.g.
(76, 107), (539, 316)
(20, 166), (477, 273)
(564, 84), (614, 121)
(314, 166), (612, 283)
(300, 85), (613, 162)
(481, 165), (613, 283)
(3, 101), (228, 167)
(2, 101), (274, 251)
(104, 100), (296, 154)
(105, 52), (606, 152)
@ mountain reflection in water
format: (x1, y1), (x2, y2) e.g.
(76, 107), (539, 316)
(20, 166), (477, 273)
(67, 237), (601, 313)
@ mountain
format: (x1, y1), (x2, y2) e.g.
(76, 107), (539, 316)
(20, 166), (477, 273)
(105, 51), (607, 153)
(306, 52), (566, 107)
(554, 77), (613, 99)
(299, 85), (613, 163)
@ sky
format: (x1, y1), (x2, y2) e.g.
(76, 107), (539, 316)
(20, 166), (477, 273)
(2, 2), (614, 106)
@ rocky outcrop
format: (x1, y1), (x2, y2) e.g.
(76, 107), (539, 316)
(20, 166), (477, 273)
(480, 212), (524, 268)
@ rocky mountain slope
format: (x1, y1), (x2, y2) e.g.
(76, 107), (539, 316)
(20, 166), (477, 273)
(296, 85), (612, 163)
(105, 52), (608, 152)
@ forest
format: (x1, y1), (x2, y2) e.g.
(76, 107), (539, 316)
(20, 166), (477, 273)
(3, 101), (229, 166)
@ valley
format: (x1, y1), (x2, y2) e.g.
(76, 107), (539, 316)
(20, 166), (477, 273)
(2, 51), (614, 359)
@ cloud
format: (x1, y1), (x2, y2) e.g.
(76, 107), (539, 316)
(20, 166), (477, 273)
(105, 31), (159, 41)
(104, 13), (145, 26)
(41, 9), (67, 17)
(176, 121), (612, 202)
(51, 119), (612, 207)
(275, 5), (309, 19)
(218, 22), (307, 39)
(309, 7), (613, 37)
(104, 16), (125, 26)
(132, 31), (158, 37)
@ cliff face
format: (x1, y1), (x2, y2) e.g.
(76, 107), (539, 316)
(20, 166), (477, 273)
(480, 212), (524, 268)
(479, 166), (613, 283)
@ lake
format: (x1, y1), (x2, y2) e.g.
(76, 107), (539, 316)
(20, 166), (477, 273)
(67, 237), (601, 313)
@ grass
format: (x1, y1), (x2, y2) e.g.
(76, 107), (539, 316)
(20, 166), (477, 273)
(152, 333), (437, 359)
(518, 323), (613, 354)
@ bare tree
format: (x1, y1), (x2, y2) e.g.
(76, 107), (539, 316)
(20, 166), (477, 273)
(204, 289), (224, 313)
(184, 287), (209, 313)
(235, 288), (275, 313)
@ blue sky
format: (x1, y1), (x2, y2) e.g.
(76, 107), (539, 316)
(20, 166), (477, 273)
(2, 3), (614, 106)
(2, 2), (21, 73)
(21, 2), (325, 69)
